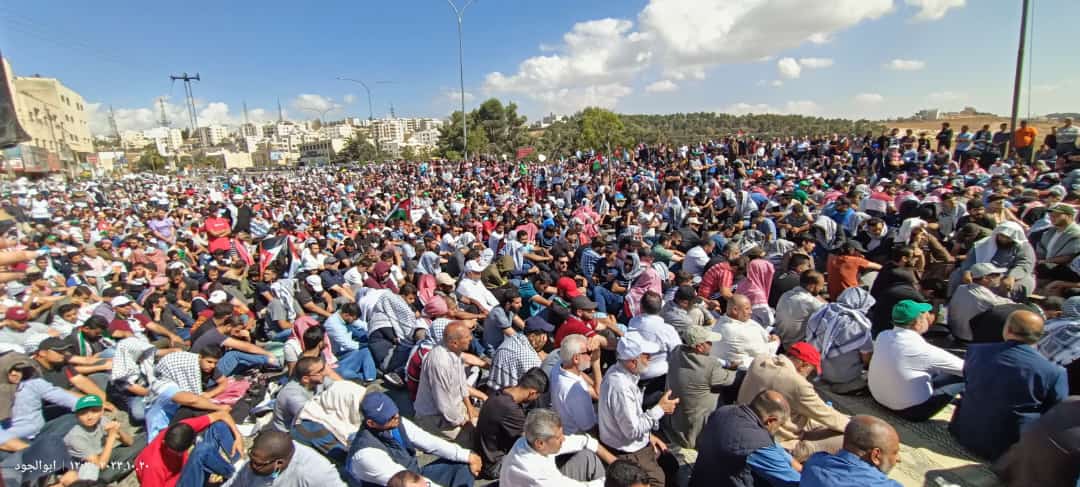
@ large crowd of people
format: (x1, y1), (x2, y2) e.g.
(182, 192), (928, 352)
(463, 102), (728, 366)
(1, 119), (1079, 487)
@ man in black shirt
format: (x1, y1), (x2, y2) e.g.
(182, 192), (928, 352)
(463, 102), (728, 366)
(32, 337), (117, 411)
(769, 253), (812, 308)
(937, 122), (954, 151)
(475, 367), (549, 479)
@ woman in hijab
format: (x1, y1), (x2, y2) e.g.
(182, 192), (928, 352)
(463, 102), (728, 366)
(735, 250), (776, 327)
(806, 287), (876, 393)
(623, 252), (663, 319)
(1037, 296), (1080, 394)
(292, 381), (368, 466)
(363, 261), (399, 293)
(949, 221), (1035, 299)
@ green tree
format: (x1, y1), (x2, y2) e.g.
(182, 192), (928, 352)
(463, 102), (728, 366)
(137, 146), (167, 172)
(335, 132), (378, 163)
(579, 107), (629, 153)
(400, 146), (417, 161)
(438, 98), (532, 158)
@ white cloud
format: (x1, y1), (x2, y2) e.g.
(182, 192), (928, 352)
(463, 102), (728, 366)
(533, 84), (633, 114)
(484, 0), (893, 112)
(777, 58), (802, 79)
(343, 93), (357, 104)
(905, 0), (965, 21)
(884, 58), (926, 71)
(722, 100), (819, 116)
(855, 93), (885, 104)
(291, 94), (344, 118)
(440, 89), (476, 104)
(645, 80), (678, 93)
(928, 91), (966, 102)
(798, 57), (834, 69)
(771, 80), (784, 87)
(86, 97), (279, 136)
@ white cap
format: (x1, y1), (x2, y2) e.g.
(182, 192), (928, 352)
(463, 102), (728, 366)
(305, 274), (324, 292)
(110, 296), (133, 307)
(208, 290), (229, 304)
(465, 260), (485, 273)
(616, 331), (661, 361)
(970, 262), (1008, 279)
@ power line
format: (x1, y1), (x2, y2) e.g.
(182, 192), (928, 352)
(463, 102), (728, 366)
(169, 73), (201, 145)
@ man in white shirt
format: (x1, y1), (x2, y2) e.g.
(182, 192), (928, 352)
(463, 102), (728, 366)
(348, 392), (481, 486)
(500, 408), (616, 487)
(599, 333), (680, 487)
(456, 260), (499, 314)
(550, 334), (601, 435)
(774, 271), (827, 349)
(682, 238), (715, 279)
(869, 300), (965, 422)
(627, 292), (683, 405)
(711, 294), (780, 370)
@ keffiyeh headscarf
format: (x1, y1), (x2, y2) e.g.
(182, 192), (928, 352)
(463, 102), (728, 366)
(154, 351), (204, 394)
(110, 337), (157, 386)
(1038, 296), (1080, 368)
(270, 278), (299, 321)
(806, 287), (875, 358)
(973, 221), (1027, 264)
(295, 381), (367, 445)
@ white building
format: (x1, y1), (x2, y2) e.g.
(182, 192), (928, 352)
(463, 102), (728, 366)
(237, 123), (260, 138)
(321, 124), (355, 140)
(371, 118), (407, 144)
(143, 127), (183, 154)
(407, 128), (440, 148)
(197, 125), (229, 146)
(298, 138), (348, 165)
(120, 130), (148, 150)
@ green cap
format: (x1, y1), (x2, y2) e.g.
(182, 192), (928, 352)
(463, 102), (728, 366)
(74, 394), (103, 412)
(891, 300), (933, 325)
(1048, 203), (1077, 217)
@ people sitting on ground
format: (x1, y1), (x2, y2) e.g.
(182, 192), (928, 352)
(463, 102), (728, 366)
(712, 294), (780, 372)
(868, 300), (965, 421)
(774, 270), (827, 350)
(475, 367), (548, 478)
(663, 325), (735, 449)
(500, 407), (618, 486)
(799, 415), (903, 487)
(868, 246), (926, 338)
(689, 390), (798, 487)
(992, 396), (1080, 487)
(134, 409), (243, 487)
(271, 355), (333, 432)
(63, 394), (145, 483)
(549, 333), (602, 436)
(947, 263), (1013, 342)
(291, 380), (368, 465)
(737, 341), (850, 461)
(950, 310), (1069, 460)
(414, 321), (487, 447)
(224, 430), (346, 487)
(489, 315), (551, 391)
(949, 221), (1036, 299)
(1038, 296), (1080, 393)
(805, 287), (876, 393)
(347, 391), (481, 487)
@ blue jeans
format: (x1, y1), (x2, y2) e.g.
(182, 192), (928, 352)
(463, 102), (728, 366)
(169, 304), (195, 328)
(590, 285), (624, 316)
(893, 373), (965, 422)
(126, 394), (146, 424)
(146, 384), (180, 441)
(216, 350), (270, 377)
(177, 421), (241, 487)
(335, 348), (378, 382)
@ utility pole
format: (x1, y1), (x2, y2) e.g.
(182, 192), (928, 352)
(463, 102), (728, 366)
(1007, 0), (1031, 159)
(446, 0), (476, 161)
(243, 100), (250, 126)
(169, 72), (201, 145)
(158, 97), (171, 127)
(108, 105), (120, 142)
(277, 98), (284, 123)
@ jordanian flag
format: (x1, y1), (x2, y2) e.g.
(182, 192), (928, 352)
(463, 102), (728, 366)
(258, 235), (298, 277)
(386, 197), (412, 222)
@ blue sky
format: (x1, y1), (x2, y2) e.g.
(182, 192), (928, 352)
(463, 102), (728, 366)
(2, 0), (1075, 135)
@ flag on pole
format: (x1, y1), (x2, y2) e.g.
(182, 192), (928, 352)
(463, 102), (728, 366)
(516, 147), (535, 160)
(258, 235), (297, 276)
(386, 197), (412, 222)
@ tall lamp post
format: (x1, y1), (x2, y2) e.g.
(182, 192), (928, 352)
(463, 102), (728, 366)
(446, 0), (476, 161)
(336, 77), (393, 161)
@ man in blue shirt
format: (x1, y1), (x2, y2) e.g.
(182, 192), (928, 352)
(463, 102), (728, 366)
(800, 415), (902, 487)
(949, 310), (1069, 460)
(690, 390), (800, 487)
(322, 302), (378, 382)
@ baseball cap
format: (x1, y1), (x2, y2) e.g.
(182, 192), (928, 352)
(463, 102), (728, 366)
(680, 326), (722, 346)
(969, 262), (1007, 279)
(787, 342), (822, 375)
(305, 274), (324, 293)
(436, 272), (456, 287)
(110, 296), (133, 307)
(891, 299), (933, 325)
(360, 392), (400, 426)
(616, 332), (661, 361)
(36, 337), (73, 353)
(4, 307), (28, 321)
(556, 277), (582, 298)
(524, 316), (555, 334)
(74, 394), (104, 412)
(570, 295), (598, 311)
(1048, 203), (1077, 217)
(208, 290), (229, 304)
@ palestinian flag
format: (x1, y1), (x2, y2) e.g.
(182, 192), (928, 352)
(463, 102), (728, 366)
(386, 197), (412, 222)
(258, 235), (298, 277)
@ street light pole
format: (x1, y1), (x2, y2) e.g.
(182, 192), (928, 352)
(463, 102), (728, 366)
(337, 76), (387, 161)
(447, 0), (476, 161)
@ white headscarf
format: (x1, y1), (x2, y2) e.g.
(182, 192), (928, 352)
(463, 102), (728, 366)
(972, 221), (1027, 264)
(295, 380), (368, 445)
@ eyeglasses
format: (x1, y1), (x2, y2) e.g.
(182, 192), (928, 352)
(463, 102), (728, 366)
(246, 450), (282, 469)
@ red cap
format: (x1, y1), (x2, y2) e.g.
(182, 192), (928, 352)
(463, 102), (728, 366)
(556, 277), (582, 298)
(787, 342), (822, 375)
(4, 307), (28, 321)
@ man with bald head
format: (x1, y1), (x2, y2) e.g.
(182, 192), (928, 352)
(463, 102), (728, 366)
(690, 390), (799, 487)
(711, 294), (780, 371)
(800, 415), (902, 486)
(224, 430), (345, 486)
(950, 310), (1069, 460)
(415, 321), (488, 447)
